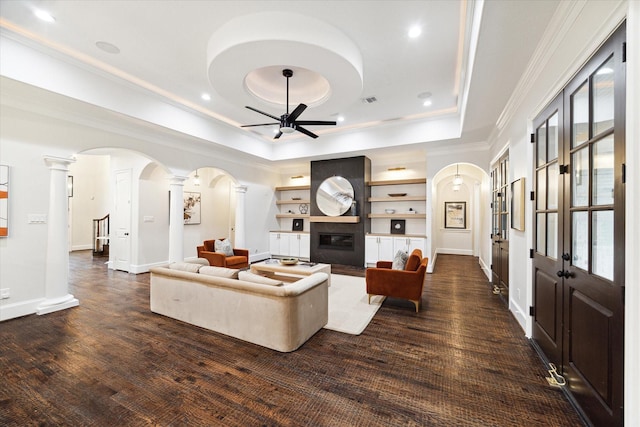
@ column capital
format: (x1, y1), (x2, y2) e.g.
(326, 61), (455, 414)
(43, 155), (76, 171)
(169, 175), (189, 186)
(235, 184), (248, 193)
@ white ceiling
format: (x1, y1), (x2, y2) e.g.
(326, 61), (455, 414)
(0, 0), (560, 167)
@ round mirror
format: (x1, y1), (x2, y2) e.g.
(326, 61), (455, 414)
(316, 176), (354, 216)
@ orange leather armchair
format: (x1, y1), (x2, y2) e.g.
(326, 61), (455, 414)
(196, 238), (249, 269)
(365, 249), (428, 312)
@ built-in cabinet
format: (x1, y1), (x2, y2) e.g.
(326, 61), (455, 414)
(365, 178), (427, 266)
(365, 235), (426, 266)
(272, 185), (310, 259)
(269, 232), (310, 260)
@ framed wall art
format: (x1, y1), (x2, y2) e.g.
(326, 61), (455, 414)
(0, 165), (8, 237)
(183, 192), (201, 224)
(292, 218), (304, 231)
(444, 201), (466, 229)
(390, 219), (405, 234)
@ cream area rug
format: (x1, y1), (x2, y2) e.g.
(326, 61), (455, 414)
(323, 274), (385, 335)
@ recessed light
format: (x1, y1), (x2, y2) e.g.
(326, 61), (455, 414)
(34, 9), (55, 23)
(417, 91), (432, 99)
(201, 93), (211, 101)
(95, 41), (120, 54)
(423, 100), (432, 107)
(337, 116), (345, 122)
(408, 25), (422, 39)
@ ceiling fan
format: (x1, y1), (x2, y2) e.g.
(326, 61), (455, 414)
(241, 68), (336, 139)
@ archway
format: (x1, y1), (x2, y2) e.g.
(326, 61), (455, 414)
(430, 163), (491, 278)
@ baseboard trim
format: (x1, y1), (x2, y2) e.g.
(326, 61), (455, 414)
(0, 297), (45, 321)
(436, 248), (474, 256)
(71, 244), (93, 251)
(478, 257), (492, 281)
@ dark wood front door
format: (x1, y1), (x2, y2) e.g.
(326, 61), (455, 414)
(532, 22), (625, 426)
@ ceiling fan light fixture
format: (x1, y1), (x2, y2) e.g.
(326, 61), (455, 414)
(280, 125), (296, 134)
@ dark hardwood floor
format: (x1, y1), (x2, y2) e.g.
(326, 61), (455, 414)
(0, 252), (583, 426)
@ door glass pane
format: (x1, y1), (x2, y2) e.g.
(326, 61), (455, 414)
(548, 112), (559, 161)
(501, 214), (509, 240)
(593, 57), (614, 136)
(537, 169), (546, 210)
(537, 213), (546, 255)
(572, 211), (588, 271)
(547, 212), (558, 259)
(572, 147), (590, 207)
(593, 135), (614, 205)
(537, 122), (547, 166)
(572, 81), (589, 147)
(592, 210), (614, 280)
(547, 163), (559, 210)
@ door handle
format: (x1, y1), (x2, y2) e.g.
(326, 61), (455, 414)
(125, 232), (129, 236)
(556, 270), (573, 279)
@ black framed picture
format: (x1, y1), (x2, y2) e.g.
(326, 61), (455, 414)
(292, 218), (304, 231)
(444, 201), (466, 229)
(390, 219), (405, 234)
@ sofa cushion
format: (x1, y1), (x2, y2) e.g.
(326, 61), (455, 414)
(238, 271), (283, 286)
(404, 250), (422, 271)
(392, 250), (409, 270)
(169, 262), (203, 273)
(199, 266), (239, 279)
(215, 239), (234, 256)
(188, 258), (210, 266)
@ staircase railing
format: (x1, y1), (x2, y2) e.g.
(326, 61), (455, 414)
(93, 214), (110, 257)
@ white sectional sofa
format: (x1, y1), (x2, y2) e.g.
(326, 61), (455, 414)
(149, 264), (329, 352)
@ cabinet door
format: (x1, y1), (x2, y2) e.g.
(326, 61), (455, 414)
(279, 233), (291, 257)
(407, 237), (425, 255)
(378, 236), (394, 261)
(365, 236), (380, 265)
(299, 234), (310, 259)
(269, 233), (281, 256)
(393, 237), (409, 254)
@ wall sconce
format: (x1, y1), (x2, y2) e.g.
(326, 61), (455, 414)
(291, 175), (304, 179)
(193, 170), (200, 186)
(67, 176), (73, 198)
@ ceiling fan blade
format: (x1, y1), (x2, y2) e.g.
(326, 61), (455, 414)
(245, 106), (281, 121)
(273, 131), (283, 139)
(287, 103), (307, 122)
(294, 120), (337, 126)
(295, 126), (318, 139)
(240, 122), (279, 127)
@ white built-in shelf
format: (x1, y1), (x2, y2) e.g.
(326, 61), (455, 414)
(276, 199), (311, 205)
(367, 178), (426, 186)
(368, 213), (426, 219)
(275, 185), (310, 191)
(368, 196), (426, 202)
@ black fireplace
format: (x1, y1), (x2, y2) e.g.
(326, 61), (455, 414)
(318, 233), (354, 251)
(310, 156), (371, 266)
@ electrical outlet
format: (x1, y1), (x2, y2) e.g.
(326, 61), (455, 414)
(0, 288), (9, 299)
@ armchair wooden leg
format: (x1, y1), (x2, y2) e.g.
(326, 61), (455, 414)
(411, 300), (420, 312)
(368, 294), (372, 304)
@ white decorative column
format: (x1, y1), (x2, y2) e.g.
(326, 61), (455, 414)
(234, 185), (248, 249)
(169, 176), (188, 263)
(37, 156), (78, 315)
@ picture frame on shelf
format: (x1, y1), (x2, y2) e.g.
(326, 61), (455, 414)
(444, 201), (466, 229)
(292, 218), (304, 231)
(390, 219), (405, 234)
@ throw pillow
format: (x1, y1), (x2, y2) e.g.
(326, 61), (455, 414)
(199, 266), (239, 279)
(168, 262), (202, 273)
(238, 271), (283, 286)
(215, 239), (234, 256)
(391, 250), (409, 270)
